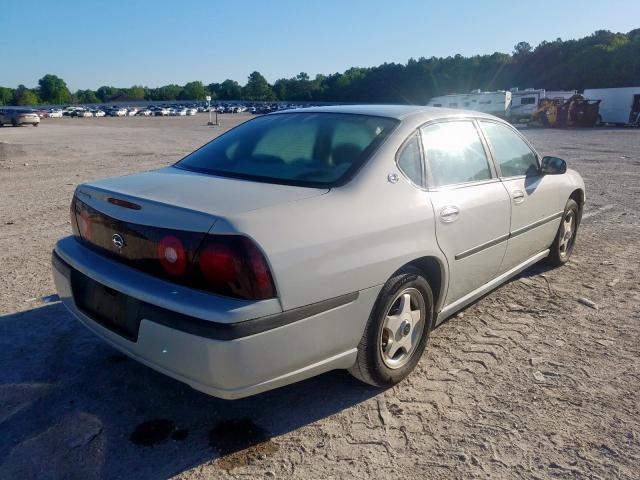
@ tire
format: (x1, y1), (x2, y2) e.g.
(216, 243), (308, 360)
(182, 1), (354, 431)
(547, 198), (580, 267)
(33, 123), (38, 127)
(349, 267), (434, 387)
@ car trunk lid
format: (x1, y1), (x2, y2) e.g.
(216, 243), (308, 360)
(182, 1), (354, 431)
(78, 166), (328, 229)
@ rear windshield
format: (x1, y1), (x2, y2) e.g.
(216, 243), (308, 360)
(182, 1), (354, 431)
(175, 112), (398, 187)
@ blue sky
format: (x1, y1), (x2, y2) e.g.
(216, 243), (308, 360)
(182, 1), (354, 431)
(1, 0), (638, 90)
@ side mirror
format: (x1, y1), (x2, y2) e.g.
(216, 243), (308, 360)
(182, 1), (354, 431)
(541, 156), (567, 175)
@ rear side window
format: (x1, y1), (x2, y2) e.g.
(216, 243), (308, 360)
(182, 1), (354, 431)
(396, 134), (424, 187)
(480, 121), (539, 177)
(421, 121), (492, 188)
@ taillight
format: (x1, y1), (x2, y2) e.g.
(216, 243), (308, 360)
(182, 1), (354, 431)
(71, 194), (92, 241)
(157, 235), (187, 275)
(196, 235), (276, 300)
(77, 209), (93, 241)
(69, 196), (276, 301)
(241, 238), (276, 299)
(199, 243), (237, 285)
(107, 197), (141, 210)
(70, 195), (80, 237)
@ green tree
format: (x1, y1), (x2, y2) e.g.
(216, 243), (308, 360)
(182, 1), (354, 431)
(156, 84), (182, 100)
(13, 85), (39, 106)
(242, 71), (274, 100)
(126, 85), (145, 99)
(217, 79), (243, 100)
(37, 74), (70, 104)
(180, 81), (207, 100)
(0, 87), (12, 105)
(513, 41), (533, 56)
(207, 83), (220, 99)
(96, 86), (119, 102)
(76, 89), (100, 104)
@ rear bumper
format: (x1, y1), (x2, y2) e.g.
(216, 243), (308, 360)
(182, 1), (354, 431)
(52, 237), (379, 399)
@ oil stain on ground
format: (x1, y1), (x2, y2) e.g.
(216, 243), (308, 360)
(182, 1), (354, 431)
(130, 419), (186, 446)
(209, 418), (278, 471)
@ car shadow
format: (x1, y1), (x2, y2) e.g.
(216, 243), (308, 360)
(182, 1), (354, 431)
(0, 302), (382, 479)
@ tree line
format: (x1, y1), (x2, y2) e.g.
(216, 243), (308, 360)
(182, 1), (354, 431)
(1, 29), (638, 107)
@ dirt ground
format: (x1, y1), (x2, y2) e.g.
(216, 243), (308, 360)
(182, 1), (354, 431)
(0, 114), (638, 480)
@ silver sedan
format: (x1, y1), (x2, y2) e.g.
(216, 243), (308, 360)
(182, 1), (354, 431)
(52, 105), (585, 399)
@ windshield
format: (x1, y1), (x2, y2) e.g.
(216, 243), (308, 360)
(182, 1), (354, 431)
(175, 112), (398, 187)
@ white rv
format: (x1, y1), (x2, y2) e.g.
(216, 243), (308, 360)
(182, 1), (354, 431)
(427, 90), (512, 117)
(508, 88), (544, 122)
(583, 87), (640, 125)
(427, 93), (471, 109)
(545, 91), (577, 102)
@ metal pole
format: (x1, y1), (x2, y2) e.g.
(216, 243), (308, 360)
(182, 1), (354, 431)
(208, 99), (212, 124)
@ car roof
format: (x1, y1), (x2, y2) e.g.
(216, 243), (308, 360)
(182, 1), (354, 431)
(268, 104), (500, 122)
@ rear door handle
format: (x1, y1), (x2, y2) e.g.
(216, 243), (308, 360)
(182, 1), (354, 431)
(511, 190), (525, 204)
(439, 205), (460, 223)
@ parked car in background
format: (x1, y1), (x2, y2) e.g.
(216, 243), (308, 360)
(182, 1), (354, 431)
(136, 108), (153, 116)
(107, 107), (127, 117)
(172, 107), (187, 116)
(0, 108), (40, 126)
(63, 107), (81, 117)
(52, 105), (585, 399)
(33, 109), (50, 118)
(93, 109), (106, 117)
(48, 109), (64, 118)
(186, 107), (197, 116)
(77, 109), (93, 118)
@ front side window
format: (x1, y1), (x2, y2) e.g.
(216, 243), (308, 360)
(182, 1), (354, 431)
(421, 121), (492, 188)
(176, 113), (398, 187)
(480, 121), (539, 177)
(396, 133), (423, 187)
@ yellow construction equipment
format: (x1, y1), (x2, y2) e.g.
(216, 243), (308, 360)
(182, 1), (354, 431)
(530, 94), (601, 127)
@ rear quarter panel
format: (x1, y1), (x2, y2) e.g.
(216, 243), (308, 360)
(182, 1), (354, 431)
(212, 123), (447, 311)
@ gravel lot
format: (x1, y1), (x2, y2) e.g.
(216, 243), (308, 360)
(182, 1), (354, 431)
(0, 114), (638, 479)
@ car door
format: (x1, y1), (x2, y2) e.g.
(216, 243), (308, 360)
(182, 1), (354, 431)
(421, 120), (511, 305)
(478, 120), (565, 272)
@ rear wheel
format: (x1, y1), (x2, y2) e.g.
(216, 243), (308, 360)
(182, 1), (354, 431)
(547, 199), (579, 266)
(349, 267), (433, 387)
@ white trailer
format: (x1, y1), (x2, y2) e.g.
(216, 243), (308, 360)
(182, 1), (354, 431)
(545, 90), (577, 101)
(583, 87), (640, 125)
(427, 90), (512, 117)
(427, 93), (471, 109)
(508, 88), (545, 122)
